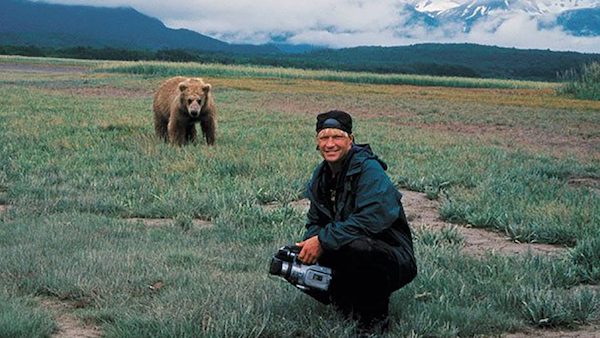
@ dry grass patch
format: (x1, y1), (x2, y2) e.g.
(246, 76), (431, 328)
(397, 121), (600, 161)
(214, 78), (598, 162)
(214, 77), (599, 111)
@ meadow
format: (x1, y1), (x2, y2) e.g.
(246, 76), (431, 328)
(0, 56), (599, 337)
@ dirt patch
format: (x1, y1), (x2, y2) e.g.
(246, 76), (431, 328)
(40, 86), (151, 99)
(125, 217), (214, 230)
(262, 199), (310, 213)
(401, 190), (565, 257)
(0, 204), (9, 214)
(503, 325), (600, 338)
(289, 199), (311, 212)
(41, 298), (101, 338)
(568, 177), (600, 194)
(82, 86), (145, 97)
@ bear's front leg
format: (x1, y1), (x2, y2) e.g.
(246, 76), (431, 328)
(154, 115), (169, 141)
(201, 119), (216, 145)
(186, 124), (197, 143)
(167, 120), (187, 146)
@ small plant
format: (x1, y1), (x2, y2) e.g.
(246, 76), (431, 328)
(174, 213), (193, 231)
(417, 226), (464, 247)
(569, 236), (600, 283)
(425, 181), (450, 200)
(558, 61), (600, 100)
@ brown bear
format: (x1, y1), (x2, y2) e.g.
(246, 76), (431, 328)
(153, 76), (217, 145)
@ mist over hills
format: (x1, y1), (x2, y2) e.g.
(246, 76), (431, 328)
(1, 0), (599, 81)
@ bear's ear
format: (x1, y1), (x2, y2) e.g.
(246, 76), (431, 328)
(202, 83), (212, 93)
(178, 81), (188, 92)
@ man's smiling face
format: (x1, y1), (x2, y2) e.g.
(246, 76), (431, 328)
(316, 128), (353, 164)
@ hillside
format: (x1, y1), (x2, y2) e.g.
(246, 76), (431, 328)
(0, 0), (276, 54)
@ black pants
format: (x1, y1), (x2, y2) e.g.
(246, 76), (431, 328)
(317, 237), (401, 330)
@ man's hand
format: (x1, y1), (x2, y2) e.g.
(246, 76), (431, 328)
(296, 236), (322, 264)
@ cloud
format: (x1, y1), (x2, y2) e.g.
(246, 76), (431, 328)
(161, 0), (409, 46)
(35, 0), (600, 53)
(460, 13), (600, 53)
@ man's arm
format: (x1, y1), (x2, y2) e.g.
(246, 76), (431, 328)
(303, 199), (324, 239)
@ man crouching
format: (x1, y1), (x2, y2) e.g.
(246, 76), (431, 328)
(296, 110), (417, 334)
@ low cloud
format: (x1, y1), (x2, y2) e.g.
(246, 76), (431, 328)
(461, 13), (600, 53)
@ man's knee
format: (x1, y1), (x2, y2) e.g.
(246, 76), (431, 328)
(320, 237), (378, 266)
(341, 237), (374, 256)
(322, 238), (397, 280)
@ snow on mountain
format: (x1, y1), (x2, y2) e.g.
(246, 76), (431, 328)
(536, 0), (599, 14)
(414, 0), (599, 16)
(437, 0), (542, 20)
(414, 0), (463, 12)
(410, 0), (600, 36)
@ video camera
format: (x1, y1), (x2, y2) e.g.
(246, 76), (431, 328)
(268, 245), (333, 293)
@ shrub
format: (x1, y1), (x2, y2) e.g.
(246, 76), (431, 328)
(558, 62), (600, 100)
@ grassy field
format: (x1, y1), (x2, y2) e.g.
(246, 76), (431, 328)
(0, 56), (599, 337)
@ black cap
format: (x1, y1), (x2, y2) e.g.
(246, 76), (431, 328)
(316, 110), (352, 134)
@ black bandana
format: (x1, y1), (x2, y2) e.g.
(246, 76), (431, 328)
(316, 110), (352, 134)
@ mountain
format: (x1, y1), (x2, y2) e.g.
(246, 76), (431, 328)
(0, 0), (277, 54)
(413, 0), (600, 36)
(557, 7), (600, 36)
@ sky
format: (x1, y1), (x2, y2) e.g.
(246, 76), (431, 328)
(35, 0), (600, 53)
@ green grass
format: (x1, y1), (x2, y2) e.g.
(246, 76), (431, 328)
(0, 290), (55, 338)
(98, 60), (556, 90)
(0, 57), (599, 337)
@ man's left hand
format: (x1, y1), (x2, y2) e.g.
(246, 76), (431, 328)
(296, 236), (322, 264)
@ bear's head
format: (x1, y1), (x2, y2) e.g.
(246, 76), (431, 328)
(178, 78), (211, 119)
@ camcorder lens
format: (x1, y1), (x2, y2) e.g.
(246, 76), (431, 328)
(269, 258), (283, 275)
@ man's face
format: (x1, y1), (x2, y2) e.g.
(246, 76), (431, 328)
(316, 128), (353, 164)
